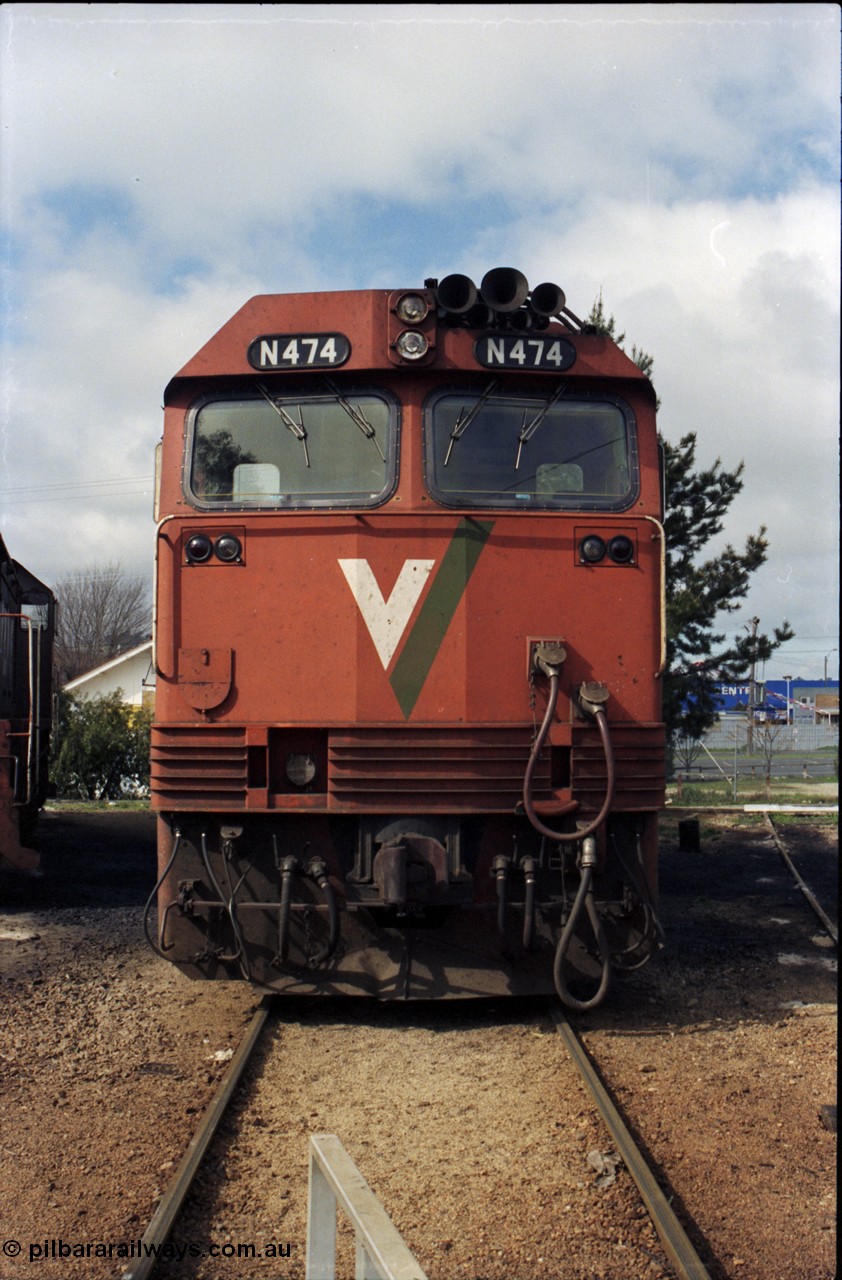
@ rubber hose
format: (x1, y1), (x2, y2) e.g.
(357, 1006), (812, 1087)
(522, 673), (616, 843)
(552, 863), (612, 1011)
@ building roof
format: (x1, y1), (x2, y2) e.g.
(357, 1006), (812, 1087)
(63, 640), (153, 693)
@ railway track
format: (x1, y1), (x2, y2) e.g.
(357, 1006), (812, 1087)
(121, 999), (273, 1280)
(117, 814), (835, 1280)
(764, 814), (838, 946)
(120, 1001), (720, 1280)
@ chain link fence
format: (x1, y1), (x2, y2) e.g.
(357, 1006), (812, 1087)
(670, 720), (838, 782)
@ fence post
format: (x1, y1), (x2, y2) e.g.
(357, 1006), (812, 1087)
(307, 1146), (338, 1279)
(305, 1134), (428, 1280)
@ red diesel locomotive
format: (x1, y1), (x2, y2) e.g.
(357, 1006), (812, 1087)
(149, 269), (665, 1008)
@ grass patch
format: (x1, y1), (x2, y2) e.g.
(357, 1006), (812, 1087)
(667, 777), (837, 808)
(45, 799), (152, 813)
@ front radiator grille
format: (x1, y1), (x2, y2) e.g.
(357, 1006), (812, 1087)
(151, 727), (248, 807)
(150, 722), (665, 814)
(572, 725), (665, 811)
(329, 728), (549, 812)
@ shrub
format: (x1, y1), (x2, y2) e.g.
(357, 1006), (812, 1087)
(52, 691), (152, 800)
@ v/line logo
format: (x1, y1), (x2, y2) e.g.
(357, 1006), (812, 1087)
(339, 518), (494, 718)
(338, 558), (435, 669)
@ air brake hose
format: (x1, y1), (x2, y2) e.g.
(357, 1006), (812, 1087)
(200, 833), (252, 980)
(143, 828), (181, 956)
(552, 847), (612, 1011)
(492, 855), (509, 936)
(521, 856), (537, 950)
(276, 856), (297, 964)
(305, 858), (340, 967)
(522, 672), (616, 844)
(522, 668), (616, 1009)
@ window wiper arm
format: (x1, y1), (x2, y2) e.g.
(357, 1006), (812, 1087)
(443, 379), (499, 467)
(323, 377), (385, 461)
(257, 383), (310, 468)
(514, 383), (567, 469)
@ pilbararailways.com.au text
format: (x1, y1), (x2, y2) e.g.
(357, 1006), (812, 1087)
(3, 1238), (293, 1264)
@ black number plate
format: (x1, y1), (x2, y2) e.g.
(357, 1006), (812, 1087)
(247, 333), (351, 370)
(474, 334), (576, 371)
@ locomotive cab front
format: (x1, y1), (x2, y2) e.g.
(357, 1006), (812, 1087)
(150, 270), (666, 1008)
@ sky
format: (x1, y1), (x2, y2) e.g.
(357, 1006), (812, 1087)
(1, 2), (839, 681)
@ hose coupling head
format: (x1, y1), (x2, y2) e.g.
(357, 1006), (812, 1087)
(491, 854), (510, 881)
(533, 640), (567, 679)
(306, 856), (329, 886)
(579, 836), (598, 869)
(520, 855), (537, 883)
(577, 681), (609, 718)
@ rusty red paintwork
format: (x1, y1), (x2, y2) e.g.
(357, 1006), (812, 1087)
(150, 276), (665, 1001)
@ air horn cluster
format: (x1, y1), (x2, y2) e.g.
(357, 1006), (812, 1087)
(427, 268), (570, 331)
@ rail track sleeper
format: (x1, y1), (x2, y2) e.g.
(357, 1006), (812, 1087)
(551, 1005), (714, 1280)
(120, 996), (272, 1280)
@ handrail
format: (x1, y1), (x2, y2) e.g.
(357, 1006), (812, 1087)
(642, 514), (667, 677)
(306, 1134), (428, 1280)
(0, 612), (37, 804)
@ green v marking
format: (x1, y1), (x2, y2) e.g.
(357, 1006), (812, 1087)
(389, 518), (494, 718)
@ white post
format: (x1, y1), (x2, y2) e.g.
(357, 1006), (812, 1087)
(306, 1151), (338, 1280)
(306, 1135), (428, 1280)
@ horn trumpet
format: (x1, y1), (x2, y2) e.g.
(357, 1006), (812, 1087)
(480, 268), (529, 313)
(529, 281), (566, 317)
(436, 273), (478, 315)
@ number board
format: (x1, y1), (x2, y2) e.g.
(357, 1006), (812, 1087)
(474, 334), (576, 372)
(247, 333), (351, 370)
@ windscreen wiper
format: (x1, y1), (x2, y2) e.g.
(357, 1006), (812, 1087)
(514, 383), (567, 469)
(257, 383), (311, 468)
(443, 379), (499, 467)
(323, 377), (385, 461)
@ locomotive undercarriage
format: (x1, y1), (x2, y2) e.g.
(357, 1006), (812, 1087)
(150, 809), (661, 1005)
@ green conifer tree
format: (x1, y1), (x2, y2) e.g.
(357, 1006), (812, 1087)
(588, 294), (794, 740)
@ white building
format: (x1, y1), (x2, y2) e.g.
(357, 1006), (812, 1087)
(63, 640), (155, 709)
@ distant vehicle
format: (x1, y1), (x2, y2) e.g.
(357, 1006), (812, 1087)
(149, 269), (666, 1009)
(0, 537), (55, 871)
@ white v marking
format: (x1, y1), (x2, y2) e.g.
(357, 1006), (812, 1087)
(339, 558), (435, 669)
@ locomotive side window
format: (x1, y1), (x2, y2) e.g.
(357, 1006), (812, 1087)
(424, 386), (638, 511)
(185, 387), (397, 509)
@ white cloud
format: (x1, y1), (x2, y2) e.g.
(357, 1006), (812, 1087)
(1, 3), (838, 675)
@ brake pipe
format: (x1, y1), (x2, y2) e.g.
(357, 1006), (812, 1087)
(522, 665), (616, 1008)
(275, 854), (298, 965)
(305, 857), (340, 967)
(552, 838), (612, 1011)
(521, 855), (537, 950)
(522, 673), (616, 845)
(200, 833), (251, 980)
(143, 828), (182, 956)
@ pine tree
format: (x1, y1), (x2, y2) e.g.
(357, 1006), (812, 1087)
(588, 295), (794, 740)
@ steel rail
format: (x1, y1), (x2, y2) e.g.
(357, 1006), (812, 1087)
(763, 814), (838, 945)
(550, 1006), (714, 1280)
(120, 996), (272, 1280)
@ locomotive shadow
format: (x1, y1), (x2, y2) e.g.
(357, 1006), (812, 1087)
(586, 818), (838, 1035)
(0, 808), (157, 911)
